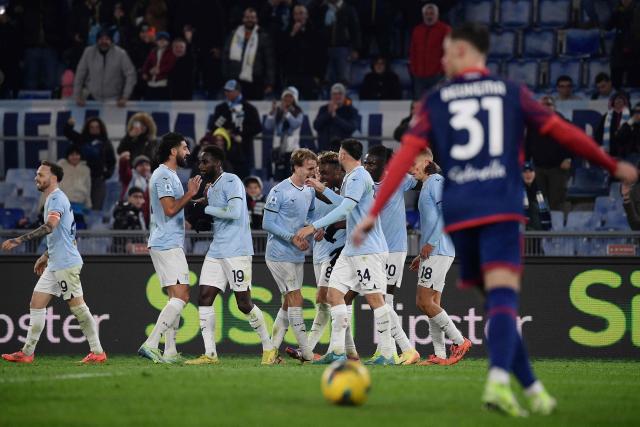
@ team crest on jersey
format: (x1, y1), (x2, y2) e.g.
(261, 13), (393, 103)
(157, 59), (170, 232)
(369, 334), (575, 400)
(165, 183), (172, 192)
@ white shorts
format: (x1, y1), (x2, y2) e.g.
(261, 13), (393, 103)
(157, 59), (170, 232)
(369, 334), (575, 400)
(199, 256), (252, 292)
(329, 252), (388, 296)
(266, 260), (304, 295)
(417, 255), (455, 293)
(386, 251), (407, 288)
(314, 260), (333, 287)
(149, 248), (190, 287)
(34, 265), (83, 301)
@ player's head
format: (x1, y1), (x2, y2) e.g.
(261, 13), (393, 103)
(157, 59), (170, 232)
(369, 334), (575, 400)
(36, 161), (64, 192)
(158, 132), (190, 167)
(338, 139), (363, 166)
(243, 176), (263, 198)
(364, 144), (393, 182)
(410, 148), (434, 181)
(442, 23), (489, 78)
(318, 151), (344, 188)
(127, 186), (145, 209)
(290, 148), (318, 180)
(199, 145), (225, 179)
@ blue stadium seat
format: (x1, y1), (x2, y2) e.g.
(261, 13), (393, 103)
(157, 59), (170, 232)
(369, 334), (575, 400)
(390, 59), (411, 92)
(499, 0), (533, 28)
(567, 163), (610, 199)
(0, 208), (25, 229)
(486, 60), (502, 76)
(537, 0), (572, 28)
(602, 31), (615, 56)
(522, 29), (556, 58)
(505, 59), (540, 88)
(609, 182), (621, 198)
(585, 58), (611, 87)
(564, 29), (601, 57)
(548, 58), (583, 88)
(5, 168), (37, 185)
(550, 210), (565, 230)
(405, 210), (420, 230)
(463, 0), (495, 26)
(0, 182), (12, 205)
(594, 195), (621, 217)
(601, 210), (630, 231)
(566, 211), (599, 230)
(16, 90), (52, 100)
(489, 30), (518, 59)
(349, 60), (370, 90)
(581, 0), (613, 26)
(4, 196), (38, 218)
(76, 237), (111, 254)
(542, 238), (575, 256)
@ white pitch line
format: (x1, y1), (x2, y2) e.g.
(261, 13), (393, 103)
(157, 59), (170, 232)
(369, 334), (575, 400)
(0, 372), (118, 384)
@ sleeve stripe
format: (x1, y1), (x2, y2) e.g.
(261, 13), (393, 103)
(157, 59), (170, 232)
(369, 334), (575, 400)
(345, 196), (360, 203)
(48, 211), (62, 218)
(227, 196), (243, 201)
(264, 208), (279, 213)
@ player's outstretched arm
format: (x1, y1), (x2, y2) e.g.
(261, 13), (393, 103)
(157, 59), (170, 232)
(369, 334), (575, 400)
(1, 213), (60, 252)
(160, 175), (202, 217)
(204, 198), (242, 220)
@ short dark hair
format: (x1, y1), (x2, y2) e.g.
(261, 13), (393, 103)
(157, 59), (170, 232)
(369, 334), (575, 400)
(128, 186), (144, 197)
(65, 144), (82, 158)
(201, 145), (226, 163)
(157, 132), (186, 163)
(450, 23), (490, 55)
(318, 151), (340, 166)
(340, 139), (363, 161)
(41, 161), (64, 182)
(556, 75), (573, 85)
(367, 144), (393, 162)
(595, 72), (611, 84)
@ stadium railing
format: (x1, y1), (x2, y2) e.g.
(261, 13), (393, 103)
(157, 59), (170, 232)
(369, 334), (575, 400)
(0, 230), (637, 257)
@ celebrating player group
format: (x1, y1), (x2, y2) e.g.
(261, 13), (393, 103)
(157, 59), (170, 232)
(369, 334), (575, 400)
(2, 22), (637, 418)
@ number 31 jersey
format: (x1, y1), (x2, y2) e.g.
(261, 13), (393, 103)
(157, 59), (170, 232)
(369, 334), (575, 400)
(408, 70), (554, 232)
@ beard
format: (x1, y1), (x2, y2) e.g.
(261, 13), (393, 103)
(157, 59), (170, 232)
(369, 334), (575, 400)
(176, 154), (188, 168)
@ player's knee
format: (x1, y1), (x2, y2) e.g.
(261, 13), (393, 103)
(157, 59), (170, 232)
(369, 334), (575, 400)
(236, 298), (253, 314)
(327, 289), (344, 306)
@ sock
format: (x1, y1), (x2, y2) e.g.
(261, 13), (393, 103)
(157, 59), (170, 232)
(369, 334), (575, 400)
(344, 304), (357, 355)
(389, 308), (412, 353)
(308, 303), (330, 351)
(512, 331), (537, 389)
(246, 305), (274, 351)
(21, 308), (46, 356)
(145, 298), (185, 349)
(163, 314), (180, 357)
(373, 305), (393, 359)
(486, 288), (519, 375)
(488, 367), (510, 385)
(70, 304), (104, 354)
(329, 304), (348, 355)
(271, 308), (289, 350)
(524, 381), (544, 397)
(384, 293), (394, 307)
(428, 317), (446, 358)
(373, 294), (395, 354)
(199, 306), (216, 357)
(432, 309), (464, 345)
(288, 306), (313, 360)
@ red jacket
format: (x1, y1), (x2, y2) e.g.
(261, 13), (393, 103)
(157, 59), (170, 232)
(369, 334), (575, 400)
(409, 21), (451, 78)
(142, 47), (176, 82)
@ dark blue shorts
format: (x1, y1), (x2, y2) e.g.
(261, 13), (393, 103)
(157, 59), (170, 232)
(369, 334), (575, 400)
(449, 221), (523, 289)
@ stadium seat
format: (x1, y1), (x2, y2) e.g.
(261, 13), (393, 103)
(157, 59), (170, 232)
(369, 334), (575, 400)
(349, 60), (370, 90)
(489, 30), (518, 59)
(566, 162), (610, 199)
(0, 208), (25, 229)
(4, 196), (38, 218)
(581, 0), (613, 26)
(463, 0), (495, 26)
(564, 29), (601, 57)
(548, 58), (583, 88)
(405, 210), (420, 230)
(602, 31), (615, 56)
(566, 211), (599, 230)
(550, 210), (565, 230)
(499, 0), (533, 28)
(522, 29), (556, 58)
(390, 59), (411, 93)
(0, 182), (12, 206)
(601, 210), (630, 231)
(537, 0), (572, 28)
(542, 237), (575, 256)
(16, 90), (52, 100)
(486, 60), (502, 76)
(5, 168), (37, 185)
(585, 58), (611, 88)
(594, 195), (621, 217)
(609, 182), (621, 198)
(76, 237), (111, 255)
(505, 59), (540, 88)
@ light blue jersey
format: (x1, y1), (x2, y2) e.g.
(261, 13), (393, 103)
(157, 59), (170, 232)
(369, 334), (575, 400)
(263, 179), (315, 262)
(148, 164), (185, 250)
(419, 174), (455, 257)
(206, 172), (253, 258)
(343, 166), (388, 256)
(376, 174), (417, 253)
(45, 188), (83, 271)
(312, 195), (346, 264)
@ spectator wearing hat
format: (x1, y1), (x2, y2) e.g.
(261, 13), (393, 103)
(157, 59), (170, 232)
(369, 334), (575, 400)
(190, 127), (243, 177)
(113, 187), (147, 230)
(264, 86), (304, 180)
(523, 161), (551, 231)
(141, 31), (176, 100)
(313, 83), (360, 151)
(244, 176), (266, 229)
(207, 79), (262, 178)
(222, 7), (275, 100)
(58, 145), (92, 214)
(525, 96), (572, 210)
(169, 37), (194, 100)
(119, 155), (152, 201)
(615, 102), (640, 163)
(595, 91), (631, 155)
(359, 56), (402, 100)
(590, 72), (615, 100)
(73, 26), (136, 105)
(117, 112), (158, 166)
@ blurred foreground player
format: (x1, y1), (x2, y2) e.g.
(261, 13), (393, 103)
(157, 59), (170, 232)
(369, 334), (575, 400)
(1, 162), (106, 363)
(353, 23), (638, 416)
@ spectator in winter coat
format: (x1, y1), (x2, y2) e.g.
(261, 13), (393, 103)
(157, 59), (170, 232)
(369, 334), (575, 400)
(169, 37), (194, 100)
(127, 23), (156, 99)
(359, 56), (402, 100)
(615, 102), (640, 162)
(523, 161), (552, 231)
(393, 101), (418, 142)
(73, 26), (136, 106)
(244, 176), (266, 230)
(141, 31), (176, 100)
(590, 72), (615, 100)
(595, 91), (631, 155)
(63, 116), (116, 210)
(113, 186), (147, 230)
(313, 83), (360, 151)
(117, 112), (158, 170)
(119, 155), (152, 201)
(317, 0), (361, 84)
(409, 3), (450, 98)
(58, 145), (92, 211)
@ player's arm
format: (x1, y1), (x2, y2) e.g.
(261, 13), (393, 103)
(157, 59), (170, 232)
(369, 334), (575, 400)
(204, 198), (242, 220)
(159, 176), (202, 217)
(34, 250), (49, 276)
(420, 180), (444, 259)
(305, 177), (344, 204)
(1, 212), (60, 251)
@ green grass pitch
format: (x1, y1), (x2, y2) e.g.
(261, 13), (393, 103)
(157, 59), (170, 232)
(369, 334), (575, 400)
(1, 356), (639, 427)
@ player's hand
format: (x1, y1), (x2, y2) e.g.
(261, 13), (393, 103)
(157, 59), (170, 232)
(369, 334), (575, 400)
(614, 161), (638, 185)
(295, 224), (316, 241)
(1, 238), (20, 252)
(409, 255), (420, 271)
(304, 177), (325, 193)
(292, 235), (309, 251)
(187, 175), (203, 197)
(34, 255), (48, 276)
(313, 228), (325, 242)
(351, 215), (375, 247)
(420, 244), (434, 260)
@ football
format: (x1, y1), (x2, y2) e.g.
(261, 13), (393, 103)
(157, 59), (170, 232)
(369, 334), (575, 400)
(321, 359), (371, 406)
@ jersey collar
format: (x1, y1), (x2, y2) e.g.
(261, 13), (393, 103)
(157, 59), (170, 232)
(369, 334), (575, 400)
(287, 177), (304, 191)
(454, 67), (490, 79)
